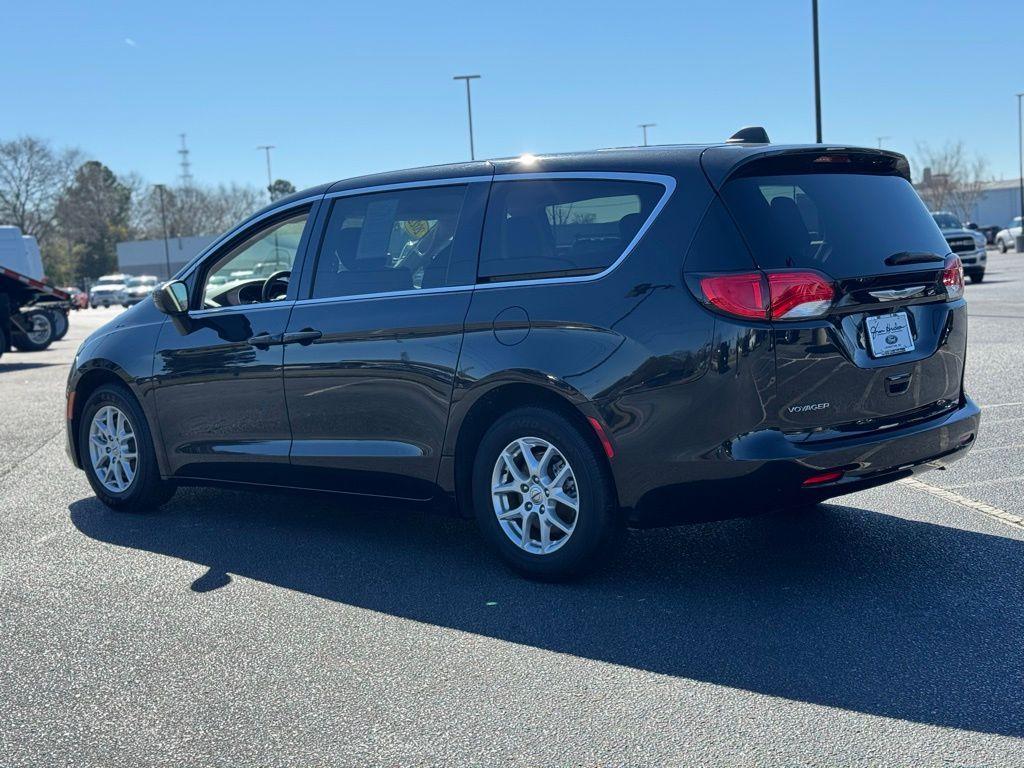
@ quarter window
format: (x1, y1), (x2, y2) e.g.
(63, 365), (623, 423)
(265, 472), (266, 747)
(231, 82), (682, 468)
(311, 186), (468, 299)
(478, 179), (663, 281)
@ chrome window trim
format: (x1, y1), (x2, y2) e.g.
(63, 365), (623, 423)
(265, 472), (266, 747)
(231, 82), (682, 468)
(475, 171), (675, 290)
(186, 171), (676, 310)
(323, 175), (493, 200)
(293, 284), (475, 308)
(175, 195), (323, 282)
(189, 300), (297, 319)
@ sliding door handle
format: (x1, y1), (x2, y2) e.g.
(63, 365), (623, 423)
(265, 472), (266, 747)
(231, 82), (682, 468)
(282, 329), (323, 345)
(248, 332), (283, 349)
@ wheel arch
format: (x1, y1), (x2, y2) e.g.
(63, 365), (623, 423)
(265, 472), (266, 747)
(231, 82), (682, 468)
(70, 365), (157, 472)
(449, 379), (617, 518)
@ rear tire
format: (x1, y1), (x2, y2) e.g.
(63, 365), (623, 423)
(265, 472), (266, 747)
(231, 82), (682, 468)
(12, 309), (55, 351)
(50, 308), (69, 340)
(471, 406), (621, 581)
(79, 384), (175, 513)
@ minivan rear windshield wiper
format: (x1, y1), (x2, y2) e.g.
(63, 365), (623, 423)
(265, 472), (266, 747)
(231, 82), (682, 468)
(884, 251), (945, 266)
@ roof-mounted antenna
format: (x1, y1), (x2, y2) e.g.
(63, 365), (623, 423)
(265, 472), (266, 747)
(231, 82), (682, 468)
(726, 126), (770, 144)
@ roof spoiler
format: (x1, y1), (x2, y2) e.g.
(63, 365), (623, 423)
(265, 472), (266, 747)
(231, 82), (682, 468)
(726, 126), (770, 144)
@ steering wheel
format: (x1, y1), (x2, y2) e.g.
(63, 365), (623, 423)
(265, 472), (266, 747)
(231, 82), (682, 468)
(261, 270), (291, 303)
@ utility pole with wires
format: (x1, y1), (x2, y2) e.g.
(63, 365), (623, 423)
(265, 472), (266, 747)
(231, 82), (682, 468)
(452, 75), (481, 161)
(177, 134), (193, 187)
(638, 123), (656, 147)
(257, 145), (275, 201)
(876, 136), (891, 149)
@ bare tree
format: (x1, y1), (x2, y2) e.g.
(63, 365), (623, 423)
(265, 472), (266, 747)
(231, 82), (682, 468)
(129, 182), (263, 240)
(914, 142), (989, 222)
(0, 136), (82, 247)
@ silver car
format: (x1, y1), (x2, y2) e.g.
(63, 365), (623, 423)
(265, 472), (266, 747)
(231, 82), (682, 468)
(122, 275), (159, 307)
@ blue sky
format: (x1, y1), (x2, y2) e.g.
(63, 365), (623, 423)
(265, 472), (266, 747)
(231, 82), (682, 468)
(4, 1), (1023, 190)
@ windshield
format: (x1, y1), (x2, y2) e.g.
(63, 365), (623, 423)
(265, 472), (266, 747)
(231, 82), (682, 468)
(932, 213), (963, 229)
(720, 173), (951, 275)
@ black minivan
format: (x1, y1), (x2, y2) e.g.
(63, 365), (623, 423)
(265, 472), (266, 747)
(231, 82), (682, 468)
(67, 133), (980, 579)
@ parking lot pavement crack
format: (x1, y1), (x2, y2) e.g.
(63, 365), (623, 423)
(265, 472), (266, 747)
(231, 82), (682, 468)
(0, 428), (62, 486)
(899, 477), (1024, 530)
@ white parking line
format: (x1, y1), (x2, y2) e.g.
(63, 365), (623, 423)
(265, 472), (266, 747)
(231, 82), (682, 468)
(899, 477), (1024, 530)
(980, 401), (1024, 410)
(945, 473), (1024, 490)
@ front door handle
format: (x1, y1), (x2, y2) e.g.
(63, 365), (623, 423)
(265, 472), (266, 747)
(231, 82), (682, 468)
(248, 332), (283, 349)
(282, 329), (323, 345)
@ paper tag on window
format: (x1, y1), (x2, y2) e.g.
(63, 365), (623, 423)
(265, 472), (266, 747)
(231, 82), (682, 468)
(356, 198), (400, 261)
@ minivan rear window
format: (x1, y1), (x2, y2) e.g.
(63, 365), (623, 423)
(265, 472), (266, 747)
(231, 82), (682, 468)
(478, 179), (663, 281)
(719, 173), (950, 275)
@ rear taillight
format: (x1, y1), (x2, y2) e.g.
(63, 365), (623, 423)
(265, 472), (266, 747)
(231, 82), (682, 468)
(698, 272), (767, 319)
(696, 270), (835, 321)
(767, 272), (835, 319)
(942, 256), (964, 301)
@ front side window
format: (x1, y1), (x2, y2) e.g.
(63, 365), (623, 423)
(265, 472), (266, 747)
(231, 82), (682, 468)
(478, 179), (663, 281)
(202, 213), (309, 308)
(311, 185), (467, 299)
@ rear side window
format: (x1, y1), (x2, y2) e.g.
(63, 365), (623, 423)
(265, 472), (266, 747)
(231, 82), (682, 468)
(478, 179), (663, 282)
(719, 173), (950, 274)
(311, 185), (467, 299)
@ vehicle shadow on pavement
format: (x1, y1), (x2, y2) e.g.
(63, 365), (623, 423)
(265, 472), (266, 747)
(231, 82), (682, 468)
(0, 362), (60, 372)
(69, 487), (1024, 737)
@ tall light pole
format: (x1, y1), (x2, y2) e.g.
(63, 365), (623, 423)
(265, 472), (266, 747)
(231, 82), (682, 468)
(257, 145), (275, 200)
(154, 184), (171, 280)
(812, 0), (822, 143)
(1017, 92), (1023, 251)
(876, 136), (890, 149)
(638, 123), (656, 147)
(453, 74), (481, 160)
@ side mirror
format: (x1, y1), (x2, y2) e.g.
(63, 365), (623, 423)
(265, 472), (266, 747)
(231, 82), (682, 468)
(153, 281), (189, 315)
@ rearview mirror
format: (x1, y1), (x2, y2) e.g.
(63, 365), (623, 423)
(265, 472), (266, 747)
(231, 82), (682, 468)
(153, 280), (189, 315)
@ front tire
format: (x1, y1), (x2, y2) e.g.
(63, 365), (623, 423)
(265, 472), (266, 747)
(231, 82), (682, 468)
(471, 407), (621, 580)
(79, 384), (175, 512)
(998, 238), (1008, 253)
(968, 270), (985, 283)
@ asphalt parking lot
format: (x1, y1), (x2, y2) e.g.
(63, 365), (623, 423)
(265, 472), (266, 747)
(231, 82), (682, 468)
(2, 253), (1023, 766)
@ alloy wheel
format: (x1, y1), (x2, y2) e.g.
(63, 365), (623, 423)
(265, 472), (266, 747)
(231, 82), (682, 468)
(88, 405), (138, 493)
(491, 436), (579, 554)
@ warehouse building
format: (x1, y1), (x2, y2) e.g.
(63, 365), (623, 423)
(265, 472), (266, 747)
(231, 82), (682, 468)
(116, 235), (216, 279)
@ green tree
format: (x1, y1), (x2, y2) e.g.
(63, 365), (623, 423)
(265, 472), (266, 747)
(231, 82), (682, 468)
(268, 178), (296, 201)
(56, 161), (131, 279)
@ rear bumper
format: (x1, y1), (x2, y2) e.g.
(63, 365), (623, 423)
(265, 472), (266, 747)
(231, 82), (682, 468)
(624, 397), (981, 527)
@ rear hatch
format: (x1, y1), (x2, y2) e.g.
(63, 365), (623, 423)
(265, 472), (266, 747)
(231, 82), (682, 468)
(706, 148), (966, 433)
